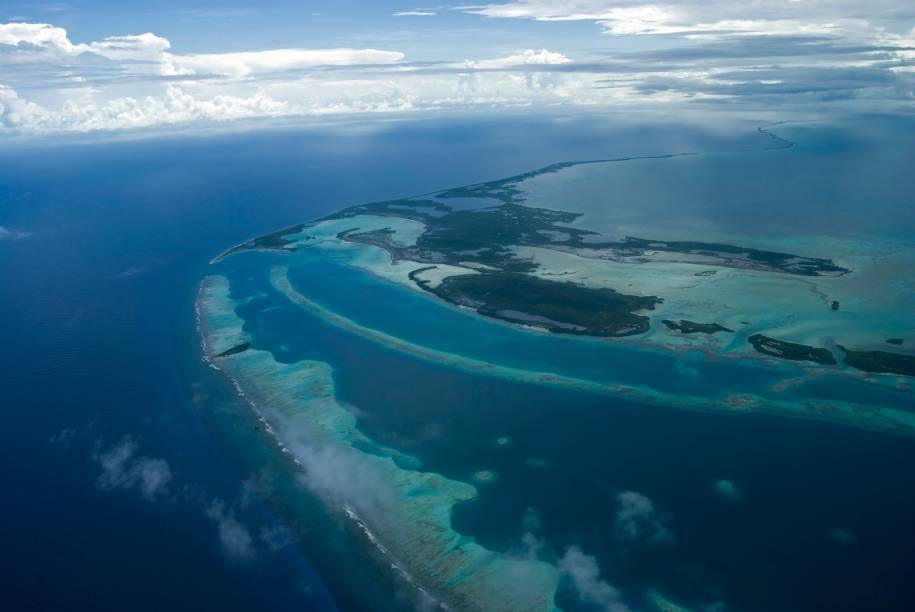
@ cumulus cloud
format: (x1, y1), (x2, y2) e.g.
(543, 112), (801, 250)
(59, 431), (279, 566)
(94, 436), (173, 502)
(0, 22), (85, 54)
(3, 22), (585, 135)
(613, 490), (674, 545)
(465, 48), (572, 70)
(205, 499), (256, 562)
(0, 83), (294, 133)
(510, 506), (549, 561)
(456, 1), (915, 105)
(1, 8), (912, 136)
(295, 444), (398, 513)
(0, 21), (404, 80)
(558, 546), (630, 612)
(0, 21), (562, 87)
(89, 33), (172, 61)
(0, 224), (29, 240)
(162, 48), (405, 79)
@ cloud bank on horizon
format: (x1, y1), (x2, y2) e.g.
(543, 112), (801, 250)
(0, 0), (912, 135)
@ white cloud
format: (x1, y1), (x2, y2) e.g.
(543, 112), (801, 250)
(205, 499), (256, 562)
(0, 43), (592, 134)
(558, 546), (630, 612)
(0, 224), (29, 239)
(466, 48), (571, 69)
(460, 1), (683, 25)
(89, 33), (171, 61)
(394, 11), (437, 17)
(68, 431), (275, 565)
(94, 436), (173, 502)
(0, 21), (405, 79)
(459, 1), (914, 40)
(162, 48), (405, 79)
(295, 444), (399, 513)
(0, 83), (296, 133)
(1, 13), (912, 136)
(613, 490), (674, 545)
(0, 22), (85, 54)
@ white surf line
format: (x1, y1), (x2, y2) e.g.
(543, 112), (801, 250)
(198, 277), (542, 611)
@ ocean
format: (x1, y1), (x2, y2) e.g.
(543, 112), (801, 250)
(3, 112), (914, 611)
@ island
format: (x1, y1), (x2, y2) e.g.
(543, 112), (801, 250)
(330, 197), (849, 277)
(747, 334), (837, 365)
(838, 346), (915, 377)
(198, 124), (915, 612)
(427, 271), (658, 336)
(212, 158), (915, 388)
(662, 320), (733, 334)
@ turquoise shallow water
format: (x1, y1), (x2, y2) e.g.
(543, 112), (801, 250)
(199, 117), (915, 611)
(9, 113), (689, 611)
(281, 257), (914, 415)
(205, 250), (915, 611)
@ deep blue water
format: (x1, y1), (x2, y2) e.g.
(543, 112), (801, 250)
(0, 113), (762, 610)
(227, 246), (915, 612)
(3, 113), (914, 611)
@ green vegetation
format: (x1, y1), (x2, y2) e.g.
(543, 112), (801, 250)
(338, 202), (596, 272)
(435, 161), (582, 204)
(334, 195), (849, 277)
(407, 265), (438, 288)
(406, 204), (594, 272)
(747, 334), (837, 365)
(584, 237), (849, 277)
(214, 224), (308, 261)
(328, 198), (451, 223)
(221, 166), (851, 344)
(427, 272), (659, 337)
(227, 166), (851, 281)
(662, 320), (733, 334)
(838, 346), (915, 377)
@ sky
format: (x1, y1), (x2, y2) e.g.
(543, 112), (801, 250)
(0, 1), (913, 135)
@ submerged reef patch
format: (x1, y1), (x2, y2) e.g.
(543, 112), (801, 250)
(268, 264), (915, 436)
(213, 153), (874, 365)
(201, 127), (915, 612)
(198, 275), (559, 611)
(208, 144), (915, 436)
